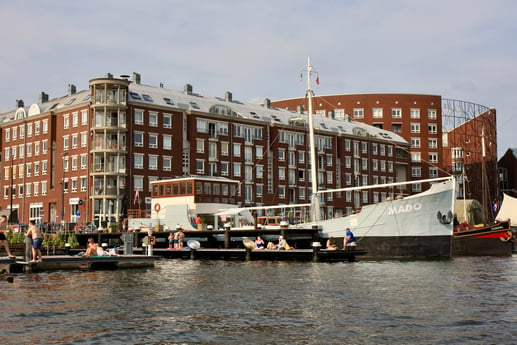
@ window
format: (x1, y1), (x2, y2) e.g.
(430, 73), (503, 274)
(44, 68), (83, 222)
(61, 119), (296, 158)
(42, 161), (48, 174)
(410, 108), (420, 119)
(72, 134), (78, 149)
(278, 149), (285, 161)
(163, 114), (172, 128)
(196, 160), (205, 174)
(221, 142), (229, 156)
(63, 115), (69, 129)
(149, 112), (158, 127)
(429, 167), (438, 178)
(391, 123), (401, 133)
(149, 155), (158, 170)
(233, 143), (241, 157)
(256, 146), (263, 160)
(163, 156), (172, 171)
(42, 120), (48, 133)
(392, 108), (402, 118)
(72, 112), (79, 127)
(27, 123), (33, 137)
(256, 165), (263, 179)
(134, 154), (144, 169)
(221, 162), (229, 176)
(411, 152), (421, 162)
(372, 108), (383, 118)
(81, 110), (88, 125)
(412, 166), (422, 177)
(233, 163), (241, 177)
(428, 109), (437, 120)
(196, 139), (205, 153)
(428, 124), (437, 134)
(134, 110), (144, 125)
(134, 132), (143, 147)
(411, 138), (421, 148)
(81, 132), (87, 147)
(410, 123), (420, 133)
(353, 108), (364, 119)
(63, 136), (70, 150)
(163, 135), (172, 150)
(71, 155), (78, 171)
(429, 153), (438, 163)
(428, 138), (438, 149)
(149, 134), (158, 148)
(81, 154), (87, 169)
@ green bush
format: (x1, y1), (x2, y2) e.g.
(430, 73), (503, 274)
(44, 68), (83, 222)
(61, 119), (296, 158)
(7, 231), (25, 245)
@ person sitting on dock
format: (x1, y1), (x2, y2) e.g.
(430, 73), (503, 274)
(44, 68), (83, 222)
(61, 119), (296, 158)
(83, 238), (99, 257)
(26, 220), (43, 262)
(326, 237), (338, 250)
(255, 236), (265, 249)
(276, 236), (291, 250)
(344, 228), (356, 249)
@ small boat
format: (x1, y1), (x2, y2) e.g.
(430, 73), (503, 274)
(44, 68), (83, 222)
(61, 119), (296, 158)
(453, 219), (513, 256)
(451, 129), (514, 256)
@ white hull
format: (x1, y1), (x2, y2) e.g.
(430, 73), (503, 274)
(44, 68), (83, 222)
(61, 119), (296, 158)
(297, 178), (455, 239)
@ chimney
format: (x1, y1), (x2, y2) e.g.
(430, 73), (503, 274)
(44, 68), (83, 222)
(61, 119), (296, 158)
(68, 84), (77, 96)
(106, 73), (113, 79)
(132, 72), (141, 84)
(16, 99), (24, 108)
(184, 83), (193, 95)
(39, 92), (49, 103)
(225, 91), (232, 102)
(296, 105), (304, 113)
(264, 98), (271, 109)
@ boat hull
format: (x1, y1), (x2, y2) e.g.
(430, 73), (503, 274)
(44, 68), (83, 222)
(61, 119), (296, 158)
(302, 179), (456, 259)
(453, 220), (513, 256)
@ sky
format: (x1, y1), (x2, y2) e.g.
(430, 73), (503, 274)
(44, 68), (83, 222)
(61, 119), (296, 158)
(1, 0), (516, 157)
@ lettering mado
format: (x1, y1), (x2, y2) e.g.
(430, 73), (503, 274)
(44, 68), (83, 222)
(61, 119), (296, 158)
(388, 202), (422, 215)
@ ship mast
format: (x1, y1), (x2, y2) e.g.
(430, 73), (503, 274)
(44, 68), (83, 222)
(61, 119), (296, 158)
(307, 57), (321, 221)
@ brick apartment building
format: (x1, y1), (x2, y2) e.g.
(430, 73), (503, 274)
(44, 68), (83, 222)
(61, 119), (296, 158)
(272, 94), (499, 216)
(0, 73), (415, 228)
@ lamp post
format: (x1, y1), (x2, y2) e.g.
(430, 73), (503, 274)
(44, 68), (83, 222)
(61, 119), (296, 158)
(61, 152), (69, 233)
(9, 157), (14, 224)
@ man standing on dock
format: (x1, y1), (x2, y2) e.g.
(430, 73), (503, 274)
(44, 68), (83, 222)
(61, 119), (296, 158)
(26, 221), (43, 262)
(0, 215), (15, 259)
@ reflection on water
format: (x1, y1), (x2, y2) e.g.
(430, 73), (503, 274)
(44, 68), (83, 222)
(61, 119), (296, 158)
(1, 256), (516, 344)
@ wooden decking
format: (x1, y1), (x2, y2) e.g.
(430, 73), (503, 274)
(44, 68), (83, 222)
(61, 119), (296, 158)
(1, 255), (159, 273)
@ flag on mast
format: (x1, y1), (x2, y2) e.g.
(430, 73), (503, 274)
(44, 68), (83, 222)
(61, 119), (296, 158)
(133, 187), (139, 205)
(300, 72), (303, 82)
(316, 75), (320, 85)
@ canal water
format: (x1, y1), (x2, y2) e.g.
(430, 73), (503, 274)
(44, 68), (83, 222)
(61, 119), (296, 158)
(1, 256), (516, 345)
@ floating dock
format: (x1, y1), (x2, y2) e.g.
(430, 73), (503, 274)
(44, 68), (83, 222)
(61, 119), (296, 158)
(1, 255), (159, 273)
(133, 247), (367, 262)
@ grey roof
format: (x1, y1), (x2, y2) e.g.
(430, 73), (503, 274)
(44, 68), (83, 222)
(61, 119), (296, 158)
(0, 80), (407, 145)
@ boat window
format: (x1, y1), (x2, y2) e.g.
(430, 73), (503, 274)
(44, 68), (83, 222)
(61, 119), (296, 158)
(196, 182), (202, 194)
(166, 184), (171, 195)
(180, 182), (186, 195)
(152, 185), (158, 197)
(173, 183), (179, 195)
(187, 182), (193, 194)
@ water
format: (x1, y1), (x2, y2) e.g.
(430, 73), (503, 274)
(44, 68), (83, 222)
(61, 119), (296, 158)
(1, 256), (516, 345)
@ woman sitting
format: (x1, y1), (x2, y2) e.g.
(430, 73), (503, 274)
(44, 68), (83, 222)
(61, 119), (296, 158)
(255, 236), (265, 249)
(326, 237), (338, 250)
(82, 237), (99, 257)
